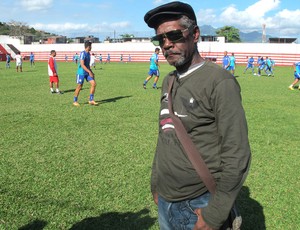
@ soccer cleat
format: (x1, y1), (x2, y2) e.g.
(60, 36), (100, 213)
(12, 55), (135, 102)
(153, 85), (158, 89)
(73, 102), (80, 106)
(56, 91), (63, 94)
(288, 86), (294, 90)
(88, 100), (99, 105)
(50, 91), (55, 94)
(143, 84), (146, 89)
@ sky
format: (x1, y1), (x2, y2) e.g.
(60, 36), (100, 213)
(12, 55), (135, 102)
(0, 0), (299, 40)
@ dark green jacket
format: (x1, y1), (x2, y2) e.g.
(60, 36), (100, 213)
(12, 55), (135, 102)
(151, 61), (251, 229)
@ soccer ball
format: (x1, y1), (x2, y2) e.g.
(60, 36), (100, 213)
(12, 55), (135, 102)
(253, 73), (257, 76)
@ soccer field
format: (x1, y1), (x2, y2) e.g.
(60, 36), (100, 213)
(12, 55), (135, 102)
(0, 61), (299, 229)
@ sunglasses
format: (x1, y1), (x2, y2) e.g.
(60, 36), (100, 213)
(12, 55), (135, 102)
(151, 28), (191, 46)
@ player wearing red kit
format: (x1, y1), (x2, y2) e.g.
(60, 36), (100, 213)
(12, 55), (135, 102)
(48, 50), (62, 94)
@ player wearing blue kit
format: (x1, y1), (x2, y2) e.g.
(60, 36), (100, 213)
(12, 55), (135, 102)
(73, 53), (79, 64)
(227, 53), (236, 76)
(6, 53), (11, 68)
(243, 56), (255, 74)
(265, 57), (274, 76)
(288, 62), (300, 90)
(257, 57), (266, 76)
(143, 48), (160, 89)
(73, 41), (98, 106)
(105, 53), (110, 64)
(222, 51), (230, 69)
(29, 52), (35, 67)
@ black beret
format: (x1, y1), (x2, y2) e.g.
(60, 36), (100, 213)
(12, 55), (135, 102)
(144, 1), (197, 28)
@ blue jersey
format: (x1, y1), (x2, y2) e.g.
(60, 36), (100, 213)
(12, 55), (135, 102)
(258, 59), (265, 69)
(149, 53), (158, 70)
(77, 51), (91, 75)
(30, 54), (34, 61)
(257, 58), (261, 65)
(248, 57), (254, 64)
(229, 56), (235, 67)
(222, 55), (230, 68)
(295, 62), (300, 74)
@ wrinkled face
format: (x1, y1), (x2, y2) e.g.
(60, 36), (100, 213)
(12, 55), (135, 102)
(155, 19), (197, 68)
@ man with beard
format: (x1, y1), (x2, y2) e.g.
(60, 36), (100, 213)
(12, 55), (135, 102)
(144, 1), (251, 229)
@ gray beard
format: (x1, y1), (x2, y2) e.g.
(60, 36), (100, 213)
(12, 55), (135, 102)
(173, 55), (187, 67)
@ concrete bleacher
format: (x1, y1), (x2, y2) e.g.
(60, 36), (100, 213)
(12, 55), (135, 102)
(0, 44), (8, 61)
(7, 44), (20, 55)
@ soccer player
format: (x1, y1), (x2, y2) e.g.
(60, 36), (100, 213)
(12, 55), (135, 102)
(143, 47), (160, 89)
(74, 53), (79, 64)
(227, 53), (236, 76)
(29, 52), (35, 67)
(243, 56), (255, 74)
(90, 53), (96, 69)
(73, 41), (98, 106)
(265, 57), (274, 76)
(105, 53), (110, 64)
(48, 50), (62, 94)
(15, 51), (22, 72)
(222, 51), (230, 69)
(6, 53), (11, 69)
(257, 57), (265, 76)
(288, 62), (300, 90)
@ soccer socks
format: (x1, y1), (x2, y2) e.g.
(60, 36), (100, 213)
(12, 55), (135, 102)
(50, 88), (54, 93)
(74, 96), (78, 102)
(143, 80), (148, 85)
(89, 94), (94, 101)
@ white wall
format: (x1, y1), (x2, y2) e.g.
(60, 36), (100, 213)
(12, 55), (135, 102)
(0, 35), (22, 46)
(15, 41), (300, 54)
(5, 41), (300, 65)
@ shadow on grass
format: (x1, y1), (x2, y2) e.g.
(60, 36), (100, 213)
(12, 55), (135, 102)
(69, 208), (156, 230)
(18, 219), (47, 230)
(237, 186), (266, 230)
(61, 88), (77, 93)
(81, 96), (132, 105)
(99, 95), (132, 104)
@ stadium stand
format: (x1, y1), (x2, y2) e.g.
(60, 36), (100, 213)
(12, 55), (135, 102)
(1, 42), (300, 66)
(0, 44), (8, 61)
(7, 44), (20, 55)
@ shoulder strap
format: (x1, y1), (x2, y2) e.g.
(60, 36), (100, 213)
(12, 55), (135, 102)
(167, 74), (216, 194)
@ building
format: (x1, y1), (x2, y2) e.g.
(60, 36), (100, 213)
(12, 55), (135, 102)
(269, 37), (297, 43)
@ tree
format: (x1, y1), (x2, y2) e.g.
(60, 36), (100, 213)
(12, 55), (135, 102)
(0, 22), (10, 35)
(7, 20), (29, 39)
(120, 33), (134, 38)
(216, 26), (241, 43)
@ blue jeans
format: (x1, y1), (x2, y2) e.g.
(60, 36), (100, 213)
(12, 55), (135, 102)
(158, 192), (210, 230)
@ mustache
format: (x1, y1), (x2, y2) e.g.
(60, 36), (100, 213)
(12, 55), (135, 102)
(164, 51), (181, 58)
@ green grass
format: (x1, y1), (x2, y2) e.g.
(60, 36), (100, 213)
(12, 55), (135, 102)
(0, 61), (299, 230)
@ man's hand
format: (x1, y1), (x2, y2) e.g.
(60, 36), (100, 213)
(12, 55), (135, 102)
(193, 208), (215, 230)
(89, 70), (94, 78)
(152, 192), (158, 205)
